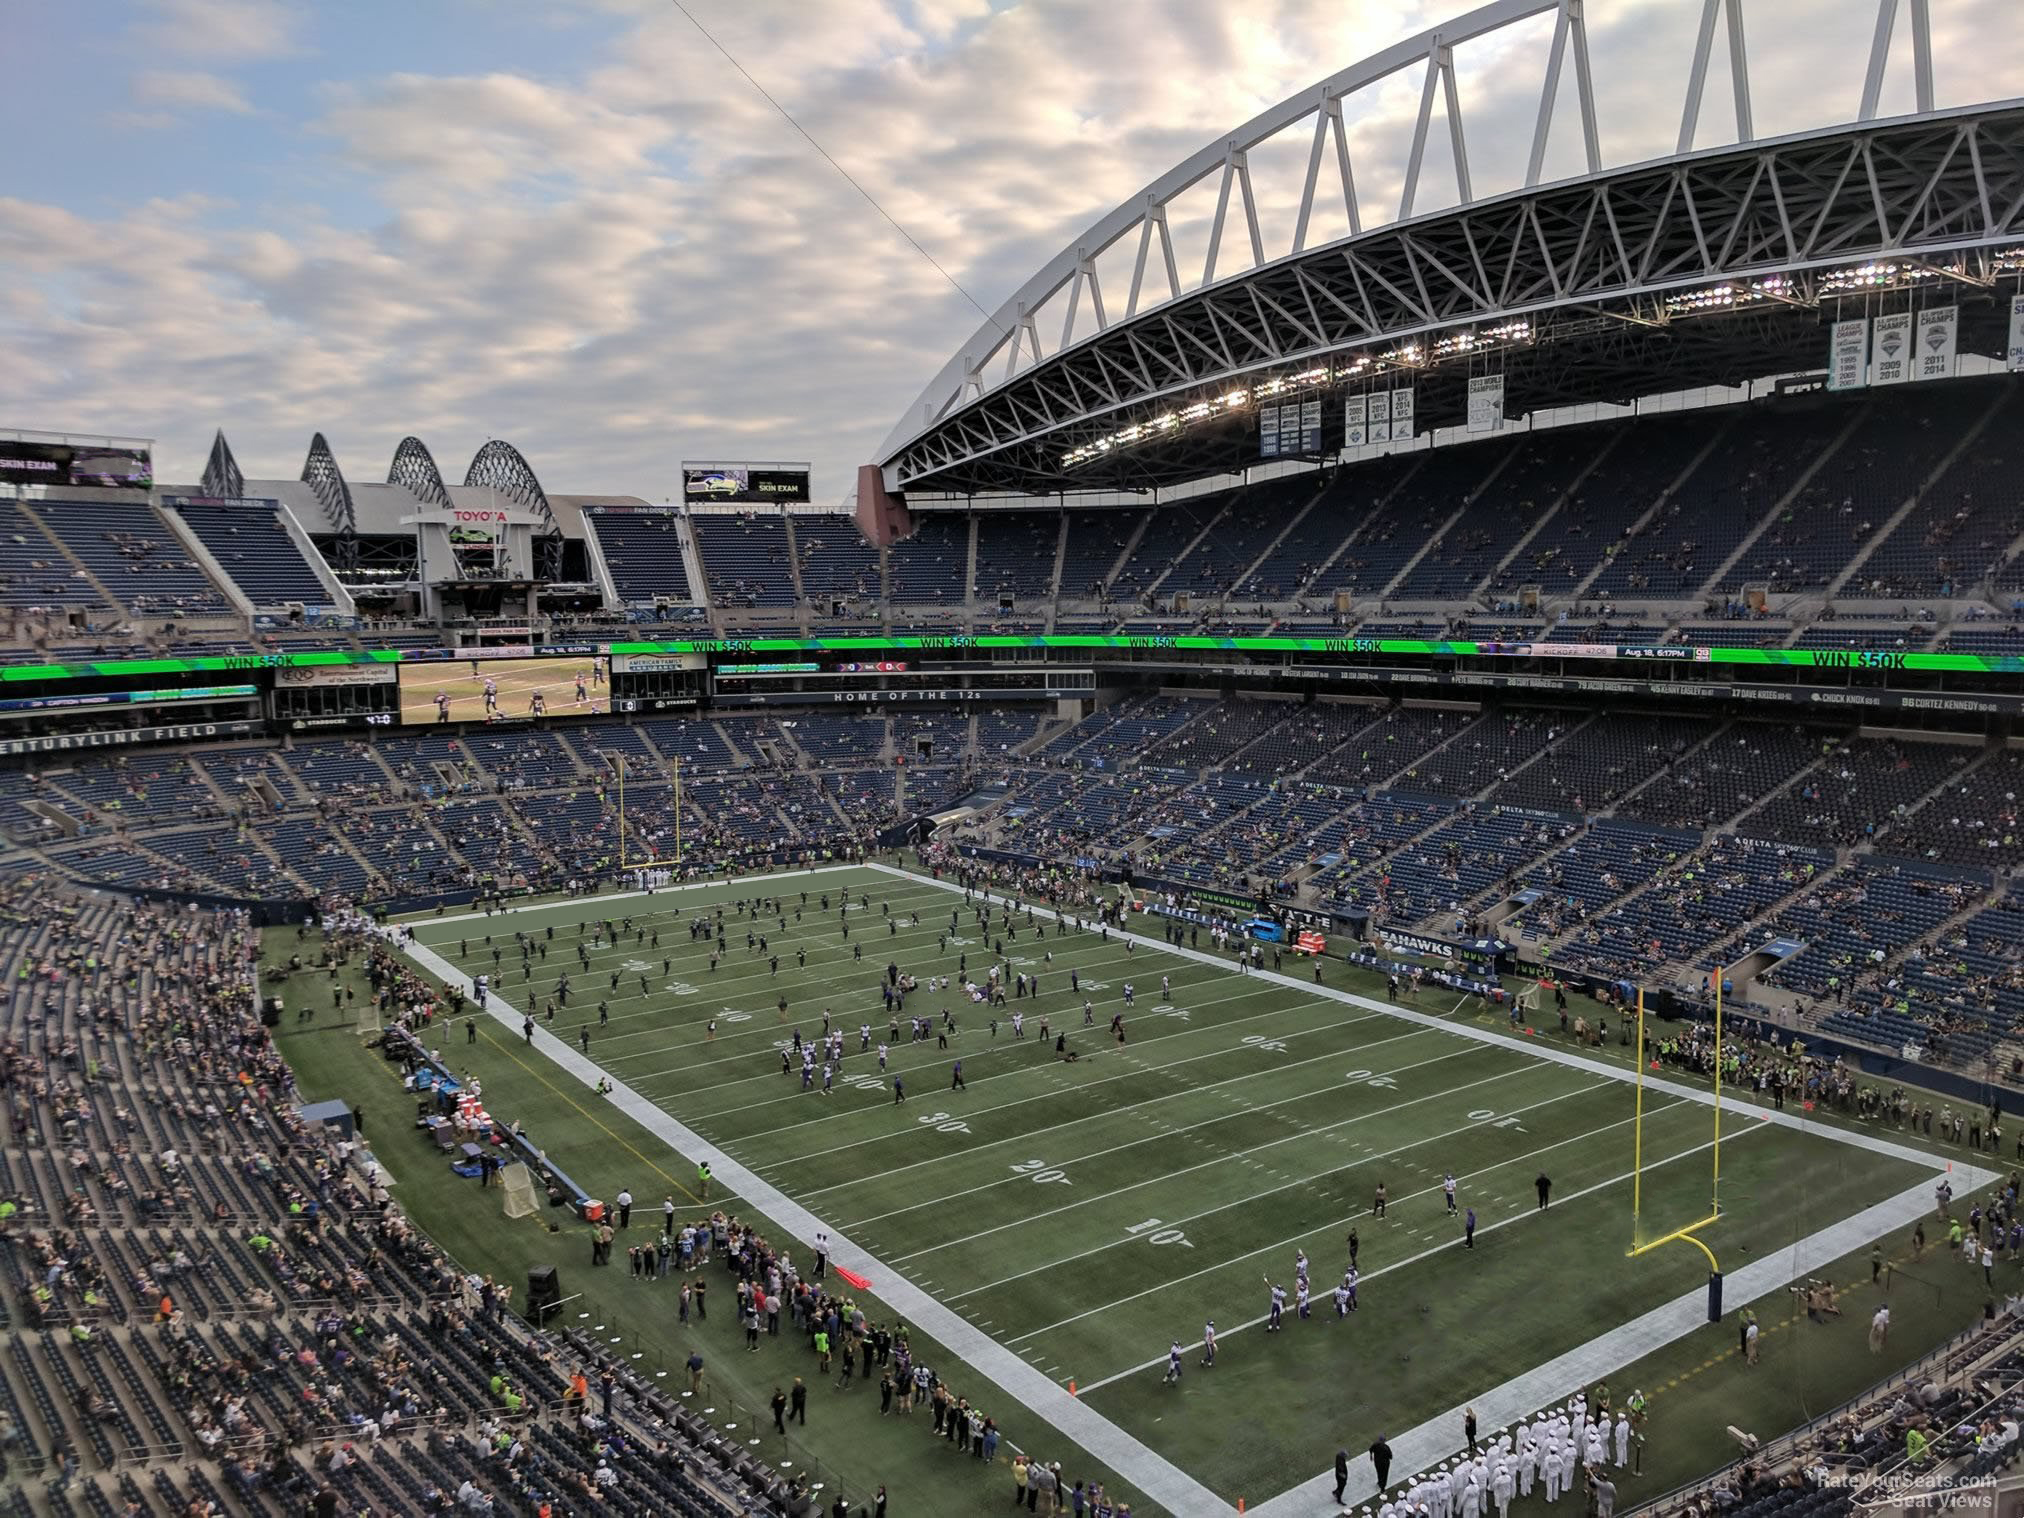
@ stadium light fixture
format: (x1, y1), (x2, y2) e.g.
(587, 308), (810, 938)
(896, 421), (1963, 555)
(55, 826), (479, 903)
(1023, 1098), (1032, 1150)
(1814, 260), (1959, 296)
(1061, 316), (1531, 467)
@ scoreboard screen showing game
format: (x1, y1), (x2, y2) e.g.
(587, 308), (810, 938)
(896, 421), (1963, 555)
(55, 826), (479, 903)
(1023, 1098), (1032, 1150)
(0, 440), (154, 490)
(397, 655), (610, 725)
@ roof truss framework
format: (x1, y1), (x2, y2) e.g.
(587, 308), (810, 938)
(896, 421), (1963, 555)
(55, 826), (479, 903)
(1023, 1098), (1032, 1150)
(463, 440), (561, 537)
(388, 436), (452, 509)
(923, 293), (2014, 496)
(889, 106), (2024, 495)
(300, 432), (358, 570)
(300, 433), (356, 537)
(199, 430), (244, 501)
(464, 439), (564, 579)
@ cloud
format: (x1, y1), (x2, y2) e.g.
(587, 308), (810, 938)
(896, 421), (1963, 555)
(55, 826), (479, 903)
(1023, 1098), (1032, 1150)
(4, 0), (2023, 500)
(131, 69), (256, 116)
(132, 0), (302, 61)
(319, 74), (677, 193)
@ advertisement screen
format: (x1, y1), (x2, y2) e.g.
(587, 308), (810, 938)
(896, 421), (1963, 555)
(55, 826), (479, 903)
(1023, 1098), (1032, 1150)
(0, 440), (153, 490)
(398, 655), (610, 725)
(0, 683), (256, 716)
(682, 466), (811, 503)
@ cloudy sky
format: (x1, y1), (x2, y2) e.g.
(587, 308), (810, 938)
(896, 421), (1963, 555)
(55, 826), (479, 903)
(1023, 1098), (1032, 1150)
(2, 0), (2016, 502)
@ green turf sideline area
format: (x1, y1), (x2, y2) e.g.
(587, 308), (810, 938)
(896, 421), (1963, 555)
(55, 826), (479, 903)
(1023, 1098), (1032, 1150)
(359, 863), (1991, 1513)
(279, 874), (1163, 1515)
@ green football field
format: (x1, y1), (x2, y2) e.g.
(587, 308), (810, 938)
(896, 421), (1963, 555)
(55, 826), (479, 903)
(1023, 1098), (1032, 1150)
(346, 861), (1990, 1514)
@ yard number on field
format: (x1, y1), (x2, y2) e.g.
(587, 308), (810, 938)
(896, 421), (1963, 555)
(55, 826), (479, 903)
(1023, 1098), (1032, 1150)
(1344, 1069), (1398, 1088)
(1125, 1217), (1193, 1249)
(1468, 1109), (1527, 1132)
(920, 1110), (971, 1134)
(1010, 1159), (1071, 1185)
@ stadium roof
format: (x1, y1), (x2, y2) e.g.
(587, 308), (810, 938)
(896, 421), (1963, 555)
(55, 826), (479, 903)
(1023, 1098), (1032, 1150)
(874, 0), (2024, 498)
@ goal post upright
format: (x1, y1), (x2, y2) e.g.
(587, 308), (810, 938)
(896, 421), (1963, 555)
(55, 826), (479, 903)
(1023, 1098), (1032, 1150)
(1627, 983), (1726, 1320)
(609, 749), (680, 873)
(1712, 970), (1724, 1220)
(615, 751), (626, 868)
(1632, 985), (1646, 1242)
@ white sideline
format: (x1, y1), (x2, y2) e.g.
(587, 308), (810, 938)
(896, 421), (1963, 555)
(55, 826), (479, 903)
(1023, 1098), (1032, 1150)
(1243, 1169), (1990, 1518)
(395, 863), (1995, 1515)
(1010, 1091), (1687, 1347)
(942, 1076), (1608, 1290)
(860, 865), (2001, 1513)
(409, 863), (864, 929)
(1069, 1101), (1717, 1392)
(836, 1037), (1485, 1225)
(859, 864), (1956, 1173)
(394, 932), (1233, 1517)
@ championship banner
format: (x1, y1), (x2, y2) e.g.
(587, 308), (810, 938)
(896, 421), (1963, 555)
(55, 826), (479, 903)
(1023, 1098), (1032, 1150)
(1391, 387), (1415, 439)
(1870, 311), (1913, 385)
(1299, 398), (1322, 452)
(1368, 390), (1392, 444)
(1827, 318), (1869, 391)
(1259, 404), (1282, 458)
(2009, 294), (2024, 374)
(1343, 395), (1367, 448)
(1466, 375), (1505, 433)
(1915, 305), (1958, 382)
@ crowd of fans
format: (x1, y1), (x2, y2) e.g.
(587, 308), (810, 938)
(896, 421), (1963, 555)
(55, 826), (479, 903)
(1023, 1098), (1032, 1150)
(4, 680), (2022, 1074)
(0, 871), (843, 1514)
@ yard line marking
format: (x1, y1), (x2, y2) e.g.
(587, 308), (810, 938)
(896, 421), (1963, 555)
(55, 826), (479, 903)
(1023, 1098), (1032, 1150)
(406, 862), (864, 928)
(669, 978), (1356, 1125)
(439, 934), (1289, 1126)
(837, 1044), (1505, 1238)
(1068, 1101), (1730, 1395)
(405, 865), (1966, 1517)
(438, 880), (1185, 1022)
(577, 924), (1179, 1048)
(743, 1008), (1410, 1168)
(1244, 1164), (1999, 1518)
(570, 939), (1254, 1068)
(396, 925), (1232, 1517)
(766, 1012), (1423, 1170)
(864, 862), (1960, 1174)
(950, 1076), (1614, 1295)
(826, 1033), (1463, 1220)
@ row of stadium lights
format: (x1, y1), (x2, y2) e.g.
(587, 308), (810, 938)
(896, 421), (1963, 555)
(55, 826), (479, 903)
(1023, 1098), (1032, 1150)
(1061, 251), (2024, 468)
(1060, 321), (1532, 466)
(1674, 251), (2024, 311)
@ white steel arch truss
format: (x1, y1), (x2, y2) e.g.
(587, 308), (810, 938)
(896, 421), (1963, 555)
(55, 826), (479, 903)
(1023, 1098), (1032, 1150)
(877, 0), (2006, 495)
(889, 105), (2024, 493)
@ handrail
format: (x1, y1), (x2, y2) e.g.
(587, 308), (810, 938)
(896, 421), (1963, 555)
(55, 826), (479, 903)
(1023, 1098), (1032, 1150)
(1629, 1310), (2024, 1514)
